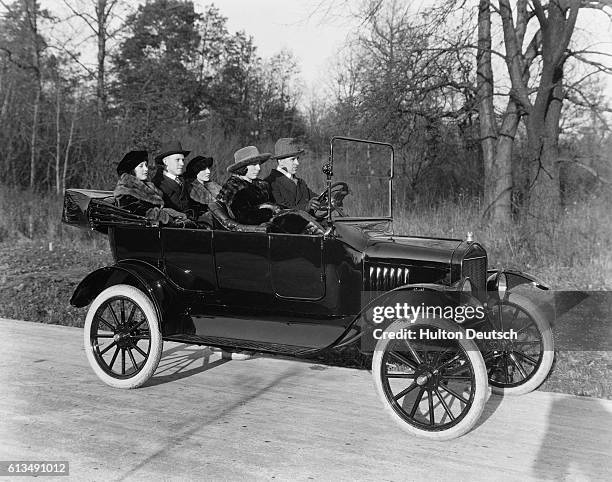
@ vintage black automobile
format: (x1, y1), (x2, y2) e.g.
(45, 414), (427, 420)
(63, 137), (554, 440)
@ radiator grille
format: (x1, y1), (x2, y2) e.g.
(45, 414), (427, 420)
(365, 264), (410, 291)
(462, 254), (487, 296)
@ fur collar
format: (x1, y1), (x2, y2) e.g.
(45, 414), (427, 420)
(217, 176), (269, 207)
(189, 180), (221, 205)
(114, 173), (164, 206)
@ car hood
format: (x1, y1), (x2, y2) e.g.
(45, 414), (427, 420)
(333, 221), (463, 265)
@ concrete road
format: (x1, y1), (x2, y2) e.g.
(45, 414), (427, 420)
(1, 318), (611, 481)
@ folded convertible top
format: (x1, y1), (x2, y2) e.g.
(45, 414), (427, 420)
(62, 188), (149, 233)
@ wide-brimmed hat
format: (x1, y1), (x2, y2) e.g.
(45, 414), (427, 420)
(117, 150), (148, 175)
(272, 138), (304, 160)
(155, 140), (190, 164)
(227, 146), (271, 173)
(186, 155), (214, 179)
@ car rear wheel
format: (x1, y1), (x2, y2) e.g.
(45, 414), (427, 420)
(84, 284), (162, 389)
(372, 317), (488, 440)
(481, 293), (554, 395)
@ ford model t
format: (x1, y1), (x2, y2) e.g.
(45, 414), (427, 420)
(63, 136), (554, 440)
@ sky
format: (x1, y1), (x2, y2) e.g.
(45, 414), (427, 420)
(192, 0), (361, 92)
(29, 0), (612, 99)
(200, 0), (612, 98)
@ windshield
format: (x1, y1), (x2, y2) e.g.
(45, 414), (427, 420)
(330, 137), (394, 219)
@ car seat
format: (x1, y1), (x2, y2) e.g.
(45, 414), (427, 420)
(207, 201), (268, 233)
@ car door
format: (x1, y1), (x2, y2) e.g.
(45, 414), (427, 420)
(214, 230), (271, 295)
(161, 227), (216, 291)
(269, 233), (325, 300)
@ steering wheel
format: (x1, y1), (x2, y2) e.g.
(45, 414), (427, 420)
(314, 182), (350, 218)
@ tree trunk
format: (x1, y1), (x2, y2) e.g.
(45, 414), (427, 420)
(30, 85), (40, 188)
(55, 80), (62, 194)
(523, 0), (579, 217)
(62, 95), (79, 192)
(477, 0), (512, 224)
(96, 0), (107, 117)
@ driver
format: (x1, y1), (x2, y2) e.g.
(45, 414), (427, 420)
(265, 138), (321, 213)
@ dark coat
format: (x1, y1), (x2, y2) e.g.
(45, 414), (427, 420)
(114, 173), (164, 216)
(265, 169), (315, 211)
(216, 176), (274, 225)
(152, 171), (192, 214)
(113, 173), (188, 225)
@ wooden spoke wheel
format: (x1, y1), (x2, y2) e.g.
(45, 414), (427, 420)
(372, 317), (488, 440)
(481, 293), (554, 395)
(84, 284), (162, 389)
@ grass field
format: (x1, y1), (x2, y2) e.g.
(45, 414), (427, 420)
(0, 186), (610, 398)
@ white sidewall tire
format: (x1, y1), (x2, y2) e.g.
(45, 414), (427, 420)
(488, 292), (554, 396)
(372, 317), (488, 441)
(84, 284), (163, 389)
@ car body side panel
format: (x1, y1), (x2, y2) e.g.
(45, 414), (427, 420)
(214, 231), (271, 294)
(161, 227), (216, 291)
(111, 226), (161, 266)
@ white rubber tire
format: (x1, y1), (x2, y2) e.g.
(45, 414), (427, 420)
(84, 284), (163, 389)
(487, 293), (554, 396)
(372, 317), (488, 441)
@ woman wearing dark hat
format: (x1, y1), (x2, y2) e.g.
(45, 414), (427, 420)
(185, 155), (221, 221)
(216, 146), (281, 225)
(113, 150), (188, 225)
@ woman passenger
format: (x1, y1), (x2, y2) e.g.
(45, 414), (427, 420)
(185, 155), (221, 223)
(113, 150), (188, 225)
(216, 146), (280, 225)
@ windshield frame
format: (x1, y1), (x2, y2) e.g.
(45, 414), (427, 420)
(328, 136), (395, 222)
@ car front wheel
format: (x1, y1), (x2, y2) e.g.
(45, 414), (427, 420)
(83, 284), (162, 389)
(481, 292), (554, 395)
(372, 317), (488, 441)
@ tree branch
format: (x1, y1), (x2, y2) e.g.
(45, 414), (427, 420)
(557, 158), (612, 187)
(532, 0), (549, 26)
(555, 0), (581, 64)
(62, 0), (99, 34)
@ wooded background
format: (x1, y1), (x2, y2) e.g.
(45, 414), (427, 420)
(0, 0), (610, 224)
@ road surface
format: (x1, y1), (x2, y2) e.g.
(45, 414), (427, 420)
(1, 318), (611, 481)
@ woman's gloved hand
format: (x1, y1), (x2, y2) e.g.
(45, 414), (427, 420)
(258, 203), (282, 214)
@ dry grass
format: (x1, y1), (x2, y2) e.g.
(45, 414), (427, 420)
(393, 194), (612, 290)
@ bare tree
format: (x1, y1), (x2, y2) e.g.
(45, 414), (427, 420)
(325, 0), (611, 218)
(1, 0), (49, 188)
(61, 0), (126, 117)
(477, 0), (612, 218)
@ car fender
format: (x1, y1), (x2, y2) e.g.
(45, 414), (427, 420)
(487, 268), (550, 291)
(70, 259), (182, 330)
(351, 283), (474, 352)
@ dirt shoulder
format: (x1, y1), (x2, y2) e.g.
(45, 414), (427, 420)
(0, 240), (111, 326)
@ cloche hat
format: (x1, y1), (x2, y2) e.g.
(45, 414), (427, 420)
(186, 155), (214, 179)
(117, 150), (148, 175)
(227, 146), (271, 173)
